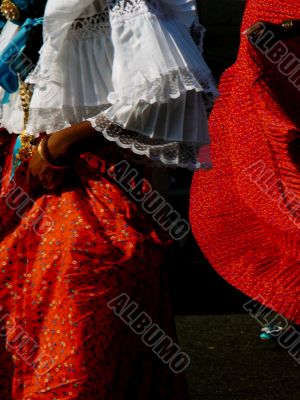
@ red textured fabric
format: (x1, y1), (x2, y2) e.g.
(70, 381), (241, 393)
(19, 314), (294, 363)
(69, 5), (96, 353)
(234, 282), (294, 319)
(0, 133), (187, 399)
(190, 0), (300, 322)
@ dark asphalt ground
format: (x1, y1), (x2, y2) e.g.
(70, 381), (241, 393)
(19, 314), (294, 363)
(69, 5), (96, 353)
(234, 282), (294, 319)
(177, 315), (300, 400)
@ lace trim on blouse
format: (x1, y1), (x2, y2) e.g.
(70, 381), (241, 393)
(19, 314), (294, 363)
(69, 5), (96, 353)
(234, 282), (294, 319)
(23, 1), (215, 170)
(90, 115), (212, 171)
(68, 0), (204, 49)
(68, 0), (168, 38)
(68, 13), (111, 38)
(103, 0), (167, 21)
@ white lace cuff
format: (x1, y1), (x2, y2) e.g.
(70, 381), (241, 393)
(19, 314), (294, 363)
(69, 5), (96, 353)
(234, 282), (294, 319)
(89, 115), (212, 171)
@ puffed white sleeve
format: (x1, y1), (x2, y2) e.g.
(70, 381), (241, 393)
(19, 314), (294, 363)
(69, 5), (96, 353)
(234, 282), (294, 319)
(26, 0), (218, 170)
(86, 0), (218, 169)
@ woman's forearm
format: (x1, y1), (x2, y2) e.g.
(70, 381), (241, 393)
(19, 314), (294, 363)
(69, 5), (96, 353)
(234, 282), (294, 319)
(47, 121), (106, 163)
(291, 20), (300, 35)
(246, 19), (300, 46)
(281, 19), (300, 37)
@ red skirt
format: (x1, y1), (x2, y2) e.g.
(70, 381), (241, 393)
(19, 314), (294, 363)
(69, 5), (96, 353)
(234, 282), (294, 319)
(190, 0), (300, 323)
(0, 133), (187, 399)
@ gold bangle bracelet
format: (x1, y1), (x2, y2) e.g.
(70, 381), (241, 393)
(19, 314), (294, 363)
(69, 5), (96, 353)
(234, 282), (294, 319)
(282, 20), (294, 30)
(37, 138), (69, 170)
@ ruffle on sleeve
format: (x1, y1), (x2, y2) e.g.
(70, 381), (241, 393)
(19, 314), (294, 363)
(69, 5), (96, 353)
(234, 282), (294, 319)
(88, 9), (217, 143)
(24, 0), (217, 169)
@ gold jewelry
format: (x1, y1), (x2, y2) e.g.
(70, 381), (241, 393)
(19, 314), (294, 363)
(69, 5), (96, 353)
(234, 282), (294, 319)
(38, 137), (69, 170)
(282, 20), (294, 30)
(1, 0), (34, 162)
(16, 79), (35, 162)
(0, 0), (20, 21)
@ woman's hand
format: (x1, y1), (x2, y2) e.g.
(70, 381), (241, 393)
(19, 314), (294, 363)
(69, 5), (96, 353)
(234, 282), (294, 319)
(244, 20), (300, 45)
(27, 133), (70, 192)
(244, 21), (283, 44)
(244, 21), (265, 42)
(27, 121), (105, 192)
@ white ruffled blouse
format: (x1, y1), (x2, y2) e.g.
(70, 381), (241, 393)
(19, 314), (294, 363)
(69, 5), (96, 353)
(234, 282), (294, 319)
(0, 0), (218, 170)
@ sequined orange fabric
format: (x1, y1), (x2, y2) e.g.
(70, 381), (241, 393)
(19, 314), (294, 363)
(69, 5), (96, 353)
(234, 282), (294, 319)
(0, 133), (187, 399)
(190, 0), (300, 322)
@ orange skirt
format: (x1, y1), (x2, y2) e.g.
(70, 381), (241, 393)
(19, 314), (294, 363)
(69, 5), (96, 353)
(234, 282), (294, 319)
(0, 133), (187, 399)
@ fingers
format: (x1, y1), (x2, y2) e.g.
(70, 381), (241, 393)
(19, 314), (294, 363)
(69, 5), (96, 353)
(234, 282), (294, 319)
(26, 164), (37, 194)
(27, 153), (42, 194)
(243, 21), (266, 40)
(243, 24), (258, 36)
(27, 165), (59, 193)
(41, 169), (68, 191)
(41, 170), (58, 191)
(26, 164), (32, 188)
(26, 148), (69, 194)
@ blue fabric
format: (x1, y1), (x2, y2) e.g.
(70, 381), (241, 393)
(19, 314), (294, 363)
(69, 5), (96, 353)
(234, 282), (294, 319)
(12, 0), (46, 11)
(13, 0), (36, 8)
(11, 135), (22, 179)
(0, 17), (43, 93)
(7, 0), (47, 18)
